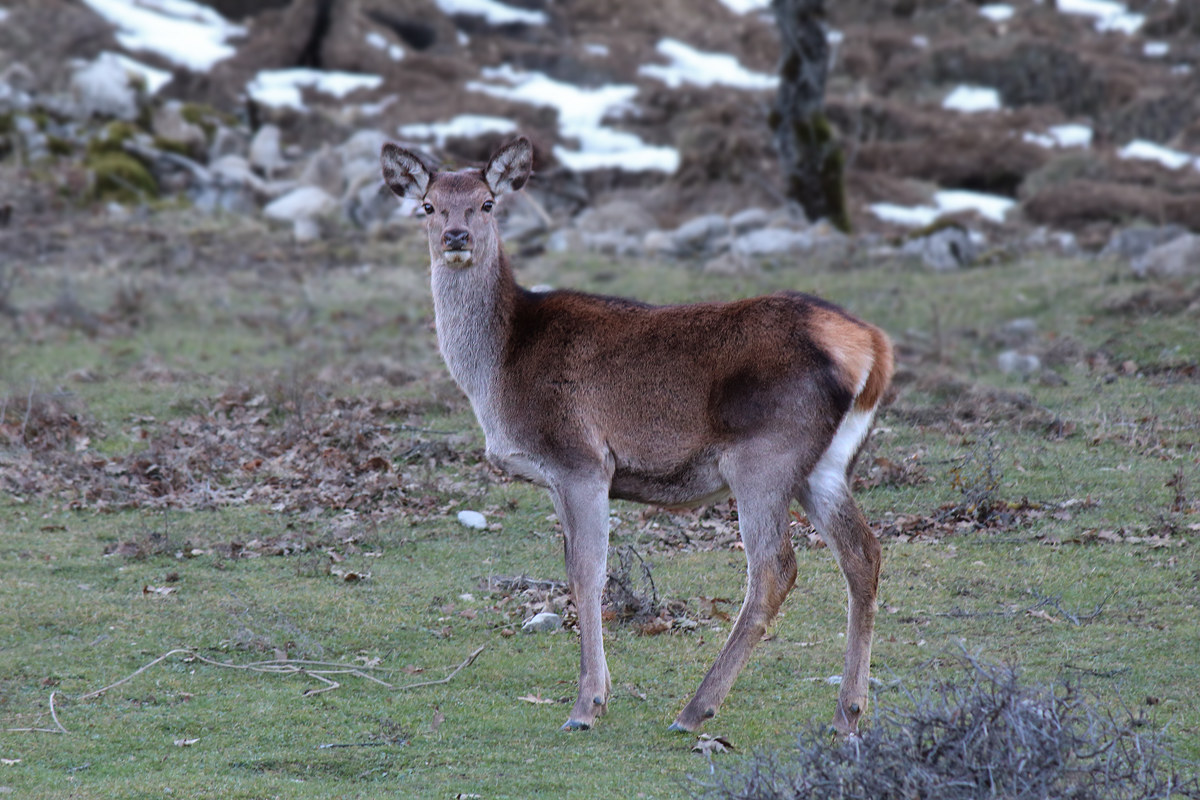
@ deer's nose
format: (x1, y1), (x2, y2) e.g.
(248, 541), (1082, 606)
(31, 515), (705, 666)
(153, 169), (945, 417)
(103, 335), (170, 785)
(442, 229), (471, 250)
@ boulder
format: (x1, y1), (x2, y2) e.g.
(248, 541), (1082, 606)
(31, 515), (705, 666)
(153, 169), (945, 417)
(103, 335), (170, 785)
(1131, 234), (1200, 280)
(901, 226), (979, 271)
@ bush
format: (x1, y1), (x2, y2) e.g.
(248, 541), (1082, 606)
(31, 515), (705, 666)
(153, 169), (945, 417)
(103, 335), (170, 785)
(692, 658), (1199, 800)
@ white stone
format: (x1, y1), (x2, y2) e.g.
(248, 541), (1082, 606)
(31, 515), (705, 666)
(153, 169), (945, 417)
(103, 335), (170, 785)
(521, 611), (563, 633)
(456, 510), (488, 529)
(263, 186), (337, 222)
(249, 124), (286, 177)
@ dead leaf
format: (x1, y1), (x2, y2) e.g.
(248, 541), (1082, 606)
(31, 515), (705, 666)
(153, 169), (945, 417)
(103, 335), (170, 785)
(1028, 609), (1058, 623)
(518, 693), (556, 705)
(638, 614), (672, 636)
(1, 758), (21, 765)
(173, 738), (200, 747)
(142, 585), (177, 596)
(330, 567), (369, 582)
(692, 733), (736, 755)
(430, 707), (445, 733)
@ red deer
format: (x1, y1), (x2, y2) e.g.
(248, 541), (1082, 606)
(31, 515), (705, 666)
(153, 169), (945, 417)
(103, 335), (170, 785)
(380, 137), (893, 736)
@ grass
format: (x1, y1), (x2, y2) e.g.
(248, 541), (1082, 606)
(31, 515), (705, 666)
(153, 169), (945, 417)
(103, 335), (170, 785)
(1, 202), (1198, 797)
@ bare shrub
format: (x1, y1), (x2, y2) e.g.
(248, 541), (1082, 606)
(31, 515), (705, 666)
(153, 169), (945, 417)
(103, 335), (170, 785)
(691, 658), (1199, 800)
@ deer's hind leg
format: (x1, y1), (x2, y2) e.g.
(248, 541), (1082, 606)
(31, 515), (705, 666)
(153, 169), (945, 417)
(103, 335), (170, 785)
(670, 455), (798, 732)
(801, 410), (881, 736)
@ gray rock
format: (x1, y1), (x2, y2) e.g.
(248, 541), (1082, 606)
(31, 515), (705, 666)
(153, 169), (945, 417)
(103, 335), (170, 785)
(337, 129), (388, 164)
(575, 199), (654, 235)
(249, 124), (286, 177)
(151, 101), (207, 156)
(264, 185), (337, 224)
(70, 53), (141, 120)
(901, 226), (978, 271)
(1102, 225), (1188, 260)
(298, 144), (344, 196)
(1131, 233), (1200, 279)
(642, 229), (679, 257)
(581, 230), (641, 256)
(992, 318), (1037, 348)
(731, 227), (812, 258)
(209, 125), (248, 162)
(729, 207), (771, 234)
(670, 213), (730, 254)
(997, 350), (1041, 376)
(522, 612), (563, 633)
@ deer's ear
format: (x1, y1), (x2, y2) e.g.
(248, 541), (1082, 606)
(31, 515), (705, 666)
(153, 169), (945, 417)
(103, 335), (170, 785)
(484, 137), (533, 196)
(381, 143), (431, 200)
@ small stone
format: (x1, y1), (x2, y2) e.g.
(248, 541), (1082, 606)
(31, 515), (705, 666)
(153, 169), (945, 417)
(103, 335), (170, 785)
(1131, 233), (1200, 279)
(997, 350), (1041, 376)
(249, 124), (286, 177)
(729, 207), (771, 234)
(522, 611), (563, 633)
(731, 227), (812, 258)
(901, 226), (979, 271)
(670, 214), (729, 254)
(263, 186), (337, 223)
(456, 510), (487, 530)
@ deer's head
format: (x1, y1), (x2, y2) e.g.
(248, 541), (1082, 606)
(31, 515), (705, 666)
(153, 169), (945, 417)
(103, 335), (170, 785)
(381, 137), (533, 269)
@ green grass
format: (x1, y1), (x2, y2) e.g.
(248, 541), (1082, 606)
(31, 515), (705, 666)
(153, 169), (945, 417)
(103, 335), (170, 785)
(2, 207), (1198, 797)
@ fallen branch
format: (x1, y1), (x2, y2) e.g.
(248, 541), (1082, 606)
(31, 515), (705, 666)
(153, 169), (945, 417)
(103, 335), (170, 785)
(6, 691), (69, 734)
(394, 645), (486, 690)
(74, 644), (487, 704)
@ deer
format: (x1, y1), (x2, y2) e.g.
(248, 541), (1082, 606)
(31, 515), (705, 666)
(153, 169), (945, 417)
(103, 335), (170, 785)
(380, 136), (893, 737)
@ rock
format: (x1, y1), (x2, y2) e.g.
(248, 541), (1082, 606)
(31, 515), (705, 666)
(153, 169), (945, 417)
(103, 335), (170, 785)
(70, 53), (140, 120)
(298, 143), (344, 196)
(0, 63), (35, 112)
(249, 124), (286, 177)
(1131, 234), (1200, 279)
(730, 227), (812, 258)
(901, 226), (979, 271)
(263, 185), (337, 225)
(209, 125), (248, 161)
(1101, 225), (1188, 260)
(292, 217), (322, 242)
(337, 129), (388, 164)
(574, 199), (655, 236)
(729, 207), (771, 234)
(580, 230), (641, 256)
(702, 252), (759, 276)
(522, 612), (563, 633)
(642, 229), (679, 257)
(670, 213), (730, 255)
(151, 101), (208, 158)
(992, 317), (1037, 348)
(456, 510), (487, 529)
(997, 350), (1041, 377)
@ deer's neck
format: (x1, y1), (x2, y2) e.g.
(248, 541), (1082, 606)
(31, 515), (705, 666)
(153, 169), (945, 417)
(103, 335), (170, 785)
(430, 247), (518, 404)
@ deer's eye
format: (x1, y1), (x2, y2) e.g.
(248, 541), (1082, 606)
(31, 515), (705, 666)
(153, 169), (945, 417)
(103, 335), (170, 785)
(481, 199), (494, 213)
(422, 203), (434, 216)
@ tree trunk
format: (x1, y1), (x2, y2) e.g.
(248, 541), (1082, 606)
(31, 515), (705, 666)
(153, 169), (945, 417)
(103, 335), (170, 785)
(769, 0), (850, 232)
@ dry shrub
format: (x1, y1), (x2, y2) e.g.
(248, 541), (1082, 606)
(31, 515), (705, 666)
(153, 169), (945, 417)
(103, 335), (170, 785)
(691, 658), (1199, 800)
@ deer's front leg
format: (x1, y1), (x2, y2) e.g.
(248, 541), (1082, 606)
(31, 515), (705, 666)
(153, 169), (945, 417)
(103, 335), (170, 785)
(550, 475), (612, 731)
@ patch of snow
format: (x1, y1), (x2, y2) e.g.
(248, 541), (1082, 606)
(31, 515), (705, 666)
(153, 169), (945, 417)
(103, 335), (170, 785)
(827, 29), (844, 46)
(1143, 41), (1169, 58)
(869, 203), (940, 228)
(399, 114), (518, 147)
(1023, 123), (1093, 149)
(943, 85), (1003, 113)
(1057, 0), (1144, 33)
(979, 3), (1015, 21)
(870, 190), (1015, 226)
(935, 190), (1015, 223)
(79, 0), (245, 71)
(468, 65), (679, 173)
(434, 0), (546, 25)
(247, 69), (383, 112)
(912, 35), (930, 48)
(584, 43), (610, 57)
(717, 0), (771, 13)
(365, 31), (404, 61)
(638, 38), (777, 90)
(101, 51), (173, 95)
(1118, 139), (1194, 170)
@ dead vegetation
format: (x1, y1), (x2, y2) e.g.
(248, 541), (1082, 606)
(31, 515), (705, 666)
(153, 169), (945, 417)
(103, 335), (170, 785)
(691, 657), (1200, 800)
